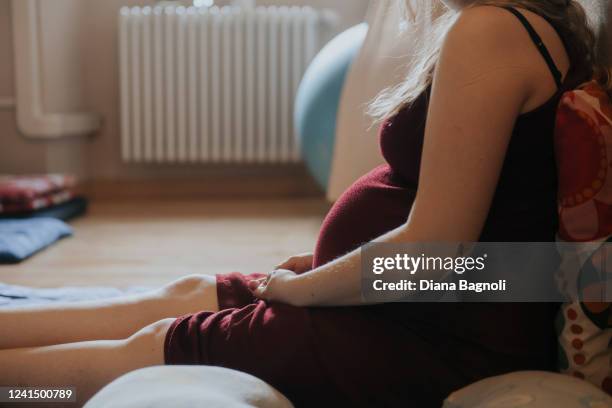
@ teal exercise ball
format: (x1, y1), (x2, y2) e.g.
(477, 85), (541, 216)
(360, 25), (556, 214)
(295, 23), (368, 190)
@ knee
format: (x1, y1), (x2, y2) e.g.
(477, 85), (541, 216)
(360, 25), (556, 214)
(127, 318), (175, 350)
(163, 274), (216, 296)
(159, 274), (219, 314)
(98, 319), (176, 380)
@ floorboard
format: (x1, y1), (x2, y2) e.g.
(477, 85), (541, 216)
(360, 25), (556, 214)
(0, 198), (329, 288)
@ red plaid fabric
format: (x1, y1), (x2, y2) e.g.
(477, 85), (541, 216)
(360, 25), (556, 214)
(0, 174), (76, 214)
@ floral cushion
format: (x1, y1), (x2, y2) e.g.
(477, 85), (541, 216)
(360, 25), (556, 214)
(554, 80), (612, 395)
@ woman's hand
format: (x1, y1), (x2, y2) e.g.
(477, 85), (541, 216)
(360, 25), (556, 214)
(249, 269), (305, 306)
(275, 253), (314, 274)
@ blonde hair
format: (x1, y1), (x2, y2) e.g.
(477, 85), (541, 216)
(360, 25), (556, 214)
(368, 0), (612, 122)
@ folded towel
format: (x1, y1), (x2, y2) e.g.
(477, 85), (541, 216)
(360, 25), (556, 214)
(0, 190), (74, 214)
(0, 218), (73, 264)
(0, 174), (76, 213)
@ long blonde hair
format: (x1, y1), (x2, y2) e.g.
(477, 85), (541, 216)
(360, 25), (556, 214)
(368, 0), (612, 122)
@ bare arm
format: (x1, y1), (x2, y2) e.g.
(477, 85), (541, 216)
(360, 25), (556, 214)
(256, 7), (544, 306)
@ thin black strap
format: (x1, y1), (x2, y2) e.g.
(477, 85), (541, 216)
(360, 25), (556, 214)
(501, 6), (564, 88)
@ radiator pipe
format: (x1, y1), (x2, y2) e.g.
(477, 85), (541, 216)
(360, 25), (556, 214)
(11, 0), (101, 139)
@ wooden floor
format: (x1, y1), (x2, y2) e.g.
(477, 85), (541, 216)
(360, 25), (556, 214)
(0, 198), (329, 288)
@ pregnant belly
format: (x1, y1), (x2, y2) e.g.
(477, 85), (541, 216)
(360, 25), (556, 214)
(313, 165), (416, 267)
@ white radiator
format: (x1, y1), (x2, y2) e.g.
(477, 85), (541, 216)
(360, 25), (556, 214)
(119, 5), (322, 163)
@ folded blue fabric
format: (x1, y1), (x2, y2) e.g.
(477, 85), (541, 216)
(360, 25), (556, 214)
(0, 218), (73, 264)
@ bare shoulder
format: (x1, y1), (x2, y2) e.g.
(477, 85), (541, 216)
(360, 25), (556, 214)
(442, 5), (569, 111)
(435, 6), (534, 92)
(444, 5), (531, 60)
(452, 5), (522, 36)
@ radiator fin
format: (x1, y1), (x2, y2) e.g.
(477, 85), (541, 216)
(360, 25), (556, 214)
(119, 5), (321, 163)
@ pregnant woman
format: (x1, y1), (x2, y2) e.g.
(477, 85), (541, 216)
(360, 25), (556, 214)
(1, 0), (609, 406)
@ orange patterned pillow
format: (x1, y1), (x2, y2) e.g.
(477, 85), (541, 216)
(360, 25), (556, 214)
(554, 80), (612, 395)
(556, 81), (612, 241)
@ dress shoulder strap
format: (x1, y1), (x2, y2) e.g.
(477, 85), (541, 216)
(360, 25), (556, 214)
(501, 6), (564, 89)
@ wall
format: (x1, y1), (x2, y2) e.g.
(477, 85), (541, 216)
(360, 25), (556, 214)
(0, 0), (369, 181)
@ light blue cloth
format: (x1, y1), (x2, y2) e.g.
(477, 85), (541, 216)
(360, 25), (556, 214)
(0, 218), (72, 263)
(0, 283), (150, 307)
(294, 23), (368, 189)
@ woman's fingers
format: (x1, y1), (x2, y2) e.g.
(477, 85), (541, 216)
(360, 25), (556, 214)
(248, 277), (267, 291)
(250, 270), (299, 303)
(276, 253), (314, 274)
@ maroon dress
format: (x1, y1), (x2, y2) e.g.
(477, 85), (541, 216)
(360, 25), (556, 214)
(165, 7), (568, 407)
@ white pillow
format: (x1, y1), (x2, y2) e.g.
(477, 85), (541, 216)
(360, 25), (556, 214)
(85, 366), (294, 408)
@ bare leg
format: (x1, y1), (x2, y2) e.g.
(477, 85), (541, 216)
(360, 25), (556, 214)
(0, 318), (174, 407)
(0, 275), (218, 349)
